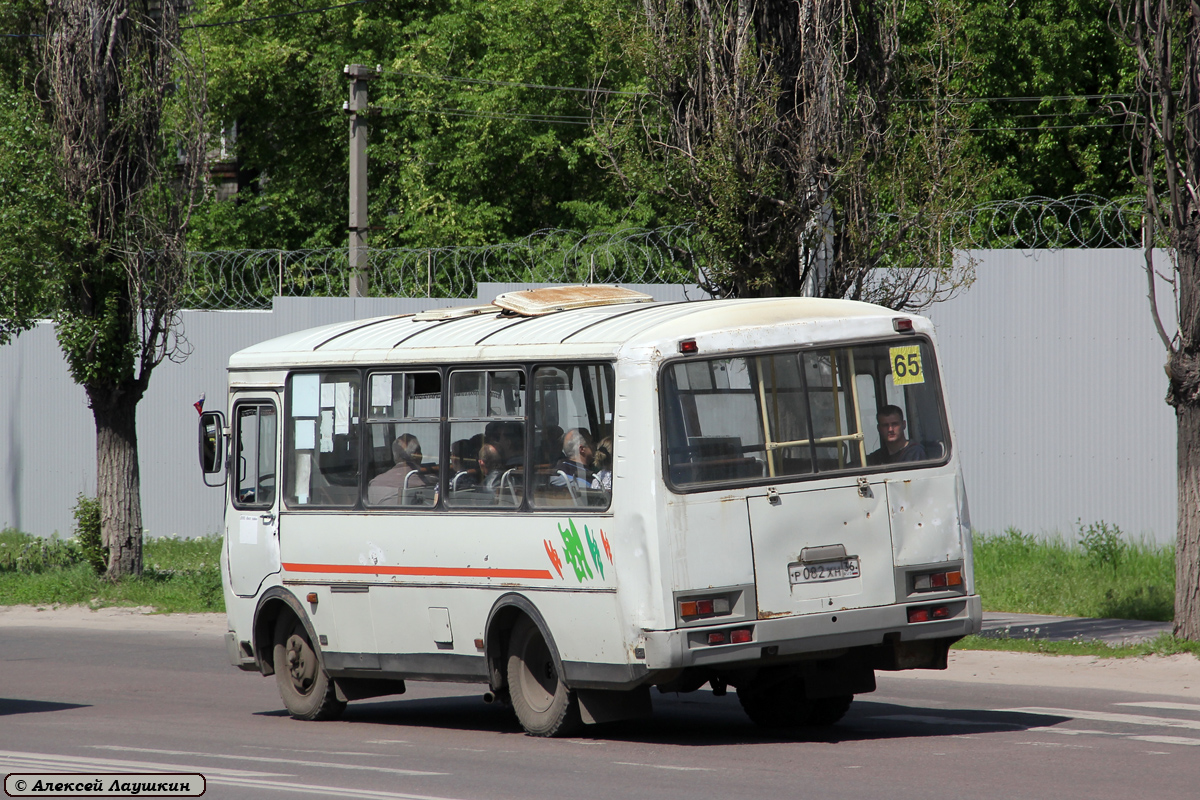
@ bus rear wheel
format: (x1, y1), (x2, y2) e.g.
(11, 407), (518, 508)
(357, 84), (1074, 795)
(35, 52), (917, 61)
(273, 613), (346, 721)
(737, 675), (852, 730)
(506, 616), (581, 737)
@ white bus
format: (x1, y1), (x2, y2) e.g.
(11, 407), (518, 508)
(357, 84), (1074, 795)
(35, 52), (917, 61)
(199, 286), (980, 737)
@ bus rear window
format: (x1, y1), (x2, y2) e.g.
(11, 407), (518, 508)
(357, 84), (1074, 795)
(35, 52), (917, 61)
(662, 341), (947, 489)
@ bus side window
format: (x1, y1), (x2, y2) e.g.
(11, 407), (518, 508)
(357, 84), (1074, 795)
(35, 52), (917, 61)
(530, 363), (615, 510)
(445, 369), (526, 509)
(286, 372), (360, 507)
(364, 371), (442, 508)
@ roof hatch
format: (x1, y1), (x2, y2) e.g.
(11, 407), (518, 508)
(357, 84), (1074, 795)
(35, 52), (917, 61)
(412, 303), (499, 321)
(492, 285), (653, 316)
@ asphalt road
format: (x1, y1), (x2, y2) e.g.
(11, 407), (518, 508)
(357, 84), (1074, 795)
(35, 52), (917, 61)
(2, 620), (1198, 800)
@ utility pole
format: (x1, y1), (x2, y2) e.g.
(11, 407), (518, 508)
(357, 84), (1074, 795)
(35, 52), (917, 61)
(345, 64), (380, 298)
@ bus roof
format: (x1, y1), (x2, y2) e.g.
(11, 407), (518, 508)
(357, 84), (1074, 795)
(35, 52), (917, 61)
(228, 293), (928, 370)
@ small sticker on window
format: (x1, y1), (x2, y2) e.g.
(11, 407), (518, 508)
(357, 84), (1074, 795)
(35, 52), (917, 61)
(889, 345), (925, 386)
(372, 374), (393, 409)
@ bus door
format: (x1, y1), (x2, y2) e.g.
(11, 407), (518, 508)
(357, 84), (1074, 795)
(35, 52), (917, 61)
(228, 395), (282, 597)
(748, 483), (894, 618)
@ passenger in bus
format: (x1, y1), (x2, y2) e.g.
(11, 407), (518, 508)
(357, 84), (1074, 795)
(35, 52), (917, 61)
(367, 434), (427, 504)
(591, 436), (613, 492)
(538, 424), (564, 466)
(551, 428), (594, 487)
(449, 438), (479, 490)
(501, 421), (525, 467)
(867, 405), (927, 465)
(478, 443), (504, 491)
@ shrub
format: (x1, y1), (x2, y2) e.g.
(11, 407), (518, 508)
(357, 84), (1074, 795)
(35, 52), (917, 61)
(73, 494), (107, 576)
(0, 529), (84, 574)
(1077, 519), (1127, 569)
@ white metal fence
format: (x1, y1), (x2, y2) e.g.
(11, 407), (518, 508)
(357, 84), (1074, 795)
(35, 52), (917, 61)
(0, 251), (1178, 544)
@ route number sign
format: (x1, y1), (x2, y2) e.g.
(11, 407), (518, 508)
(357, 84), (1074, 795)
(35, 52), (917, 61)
(889, 345), (925, 386)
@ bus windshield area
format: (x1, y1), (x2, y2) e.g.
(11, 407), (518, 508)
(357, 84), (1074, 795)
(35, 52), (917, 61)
(662, 340), (948, 489)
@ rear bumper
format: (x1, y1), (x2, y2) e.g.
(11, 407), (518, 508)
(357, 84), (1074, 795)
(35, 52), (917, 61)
(643, 595), (982, 670)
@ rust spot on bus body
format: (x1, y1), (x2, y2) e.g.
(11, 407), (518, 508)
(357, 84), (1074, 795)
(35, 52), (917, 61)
(758, 610), (791, 620)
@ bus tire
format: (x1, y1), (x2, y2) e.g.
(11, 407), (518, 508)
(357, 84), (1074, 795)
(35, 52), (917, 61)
(737, 676), (851, 730)
(807, 694), (853, 727)
(273, 613), (346, 721)
(506, 616), (581, 737)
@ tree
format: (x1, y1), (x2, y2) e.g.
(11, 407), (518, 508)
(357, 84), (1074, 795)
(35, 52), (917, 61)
(591, 0), (985, 306)
(1112, 0), (1200, 640)
(0, 1), (207, 577)
(965, 0), (1139, 200)
(186, 0), (650, 252)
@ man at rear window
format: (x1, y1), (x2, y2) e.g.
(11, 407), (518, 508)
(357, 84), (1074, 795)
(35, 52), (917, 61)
(867, 405), (926, 466)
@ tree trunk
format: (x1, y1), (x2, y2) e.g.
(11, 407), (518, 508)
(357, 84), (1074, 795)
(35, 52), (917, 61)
(1177, 401), (1200, 639)
(1173, 229), (1200, 640)
(90, 387), (143, 579)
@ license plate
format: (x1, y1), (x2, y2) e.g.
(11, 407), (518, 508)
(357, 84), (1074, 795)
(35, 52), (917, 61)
(789, 557), (860, 584)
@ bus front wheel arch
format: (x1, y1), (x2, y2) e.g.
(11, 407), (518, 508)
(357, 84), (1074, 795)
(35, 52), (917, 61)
(506, 615), (582, 737)
(272, 611), (346, 721)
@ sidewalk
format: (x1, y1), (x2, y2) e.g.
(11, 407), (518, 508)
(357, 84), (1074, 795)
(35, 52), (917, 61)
(980, 611), (1172, 645)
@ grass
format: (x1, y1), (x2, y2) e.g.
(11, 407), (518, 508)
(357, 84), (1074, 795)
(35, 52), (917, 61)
(0, 519), (1189, 663)
(971, 524), (1174, 621)
(954, 633), (1200, 659)
(0, 528), (223, 614)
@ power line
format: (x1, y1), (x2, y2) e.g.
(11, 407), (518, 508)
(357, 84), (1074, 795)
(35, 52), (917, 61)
(183, 0), (378, 30)
(382, 68), (642, 98)
(966, 122), (1130, 132)
(377, 105), (597, 126)
(899, 93), (1136, 104)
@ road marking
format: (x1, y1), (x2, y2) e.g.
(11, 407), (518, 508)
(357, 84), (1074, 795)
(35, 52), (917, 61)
(0, 750), (281, 778)
(88, 746), (444, 776)
(1026, 727), (1125, 737)
(1117, 701), (1200, 713)
(1128, 735), (1200, 746)
(613, 762), (715, 772)
(241, 745), (404, 757)
(204, 776), (470, 799)
(0, 750), (469, 800)
(869, 714), (1021, 728)
(1004, 707), (1200, 731)
(1014, 741), (1093, 749)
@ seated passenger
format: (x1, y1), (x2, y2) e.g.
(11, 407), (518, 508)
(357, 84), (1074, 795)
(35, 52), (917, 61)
(867, 405), (927, 466)
(551, 428), (594, 487)
(591, 435), (613, 492)
(449, 438), (479, 490)
(478, 443), (504, 491)
(367, 434), (428, 504)
(501, 421), (525, 467)
(539, 424), (564, 466)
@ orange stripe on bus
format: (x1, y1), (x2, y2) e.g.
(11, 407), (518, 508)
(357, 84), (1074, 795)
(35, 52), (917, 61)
(282, 562), (554, 580)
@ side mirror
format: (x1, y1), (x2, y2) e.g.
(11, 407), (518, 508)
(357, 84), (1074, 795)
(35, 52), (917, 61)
(199, 410), (227, 487)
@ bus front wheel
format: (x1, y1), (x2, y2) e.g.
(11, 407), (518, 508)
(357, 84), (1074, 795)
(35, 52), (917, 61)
(273, 613), (346, 721)
(506, 616), (582, 737)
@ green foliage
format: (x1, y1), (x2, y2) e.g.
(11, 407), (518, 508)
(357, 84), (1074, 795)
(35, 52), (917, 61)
(0, 81), (79, 344)
(1076, 519), (1128, 569)
(0, 528), (85, 574)
(0, 531), (224, 613)
(187, 0), (649, 252)
(962, 0), (1139, 200)
(973, 526), (1174, 621)
(72, 495), (107, 576)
